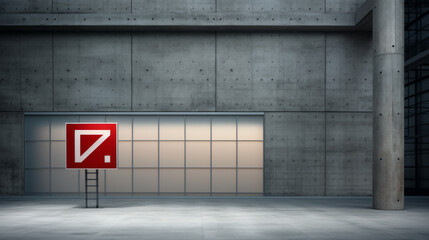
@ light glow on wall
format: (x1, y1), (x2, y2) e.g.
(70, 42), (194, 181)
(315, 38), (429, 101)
(24, 114), (264, 196)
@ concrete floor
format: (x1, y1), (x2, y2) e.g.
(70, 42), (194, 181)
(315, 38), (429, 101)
(0, 197), (428, 240)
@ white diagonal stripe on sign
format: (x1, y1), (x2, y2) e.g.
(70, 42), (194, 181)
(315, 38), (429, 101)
(74, 130), (110, 163)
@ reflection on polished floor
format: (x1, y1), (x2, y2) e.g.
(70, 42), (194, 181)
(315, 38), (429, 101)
(0, 197), (428, 240)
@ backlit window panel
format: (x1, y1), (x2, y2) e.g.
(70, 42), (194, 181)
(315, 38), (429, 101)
(24, 114), (263, 196)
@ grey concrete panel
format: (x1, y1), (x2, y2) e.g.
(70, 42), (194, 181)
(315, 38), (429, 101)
(264, 112), (325, 195)
(20, 33), (53, 111)
(0, 33), (20, 111)
(1, 33), (53, 111)
(132, 32), (215, 111)
(326, 112), (372, 196)
(326, 32), (372, 112)
(0, 168), (22, 195)
(282, 33), (325, 111)
(0, 12), (357, 30)
(216, 0), (325, 13)
(216, 33), (253, 111)
(217, 32), (325, 111)
(326, 0), (359, 13)
(133, 0), (215, 13)
(373, 0), (404, 55)
(53, 0), (130, 13)
(0, 112), (23, 195)
(53, 32), (131, 111)
(216, 0), (252, 12)
(251, 33), (284, 111)
(0, 0), (51, 13)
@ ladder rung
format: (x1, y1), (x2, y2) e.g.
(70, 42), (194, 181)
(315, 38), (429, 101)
(85, 170), (99, 208)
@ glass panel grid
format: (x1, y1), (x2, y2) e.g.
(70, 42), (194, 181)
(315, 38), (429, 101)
(405, 1), (429, 195)
(24, 114), (264, 196)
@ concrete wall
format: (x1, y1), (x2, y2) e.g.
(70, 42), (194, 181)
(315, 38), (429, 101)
(0, 0), (367, 14)
(0, 112), (22, 194)
(0, 0), (373, 196)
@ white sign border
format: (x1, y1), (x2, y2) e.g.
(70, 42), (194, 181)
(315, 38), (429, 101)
(65, 122), (118, 170)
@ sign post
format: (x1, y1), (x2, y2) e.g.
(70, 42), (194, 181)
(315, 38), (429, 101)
(66, 123), (117, 208)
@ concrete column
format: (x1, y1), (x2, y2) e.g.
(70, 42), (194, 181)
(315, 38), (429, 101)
(372, 0), (404, 210)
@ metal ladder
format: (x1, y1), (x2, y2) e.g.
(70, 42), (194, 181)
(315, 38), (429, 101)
(85, 169), (99, 208)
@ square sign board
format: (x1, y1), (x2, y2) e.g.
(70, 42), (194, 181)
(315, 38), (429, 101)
(66, 123), (117, 169)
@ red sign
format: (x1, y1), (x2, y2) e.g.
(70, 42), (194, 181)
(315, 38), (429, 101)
(66, 123), (117, 169)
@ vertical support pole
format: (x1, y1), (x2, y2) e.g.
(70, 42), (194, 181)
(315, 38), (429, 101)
(85, 169), (88, 208)
(96, 169), (99, 208)
(373, 0), (405, 210)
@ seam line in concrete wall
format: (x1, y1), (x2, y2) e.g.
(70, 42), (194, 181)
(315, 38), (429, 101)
(52, 33), (54, 112)
(215, 31), (217, 111)
(252, 33), (255, 108)
(394, 1), (397, 49)
(131, 32), (133, 112)
(20, 111), (373, 115)
(325, 0), (327, 14)
(324, 32), (327, 196)
(24, 112), (265, 116)
(19, 33), (22, 111)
